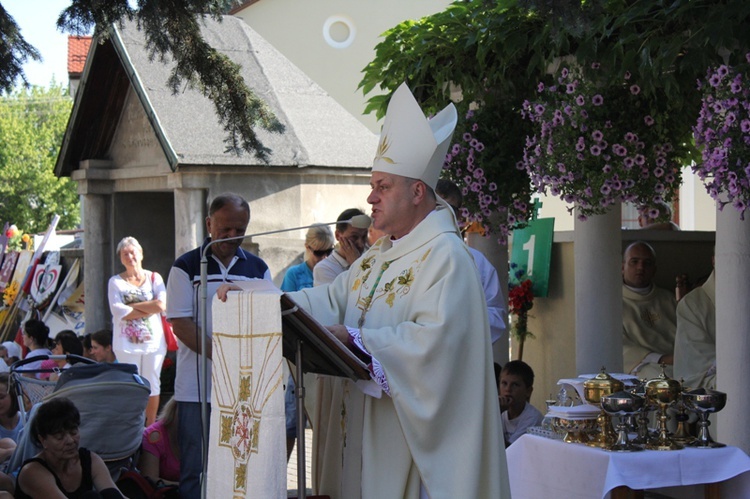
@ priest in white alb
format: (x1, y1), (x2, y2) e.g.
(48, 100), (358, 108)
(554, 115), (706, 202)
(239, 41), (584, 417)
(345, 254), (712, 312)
(287, 84), (509, 498)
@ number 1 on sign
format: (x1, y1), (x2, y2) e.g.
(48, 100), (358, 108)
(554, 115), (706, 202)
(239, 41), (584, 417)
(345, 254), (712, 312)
(522, 235), (535, 276)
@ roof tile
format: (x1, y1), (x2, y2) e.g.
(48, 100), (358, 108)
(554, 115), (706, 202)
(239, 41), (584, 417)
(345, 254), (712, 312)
(67, 36), (93, 75)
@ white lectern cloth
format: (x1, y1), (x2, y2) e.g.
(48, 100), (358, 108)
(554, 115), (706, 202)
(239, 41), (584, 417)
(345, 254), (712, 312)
(208, 283), (285, 498)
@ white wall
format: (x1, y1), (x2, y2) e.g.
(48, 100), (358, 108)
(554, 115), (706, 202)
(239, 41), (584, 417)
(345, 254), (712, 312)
(234, 0), (452, 132)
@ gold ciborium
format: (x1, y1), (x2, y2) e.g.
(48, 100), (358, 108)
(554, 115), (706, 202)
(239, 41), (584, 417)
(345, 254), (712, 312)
(683, 388), (727, 448)
(644, 367), (683, 450)
(583, 367), (624, 448)
(601, 390), (645, 451)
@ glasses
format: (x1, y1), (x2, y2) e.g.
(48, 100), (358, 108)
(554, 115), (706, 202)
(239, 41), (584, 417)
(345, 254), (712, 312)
(312, 248), (334, 258)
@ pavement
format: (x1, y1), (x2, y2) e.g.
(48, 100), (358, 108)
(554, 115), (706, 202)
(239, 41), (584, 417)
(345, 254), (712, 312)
(286, 427), (313, 497)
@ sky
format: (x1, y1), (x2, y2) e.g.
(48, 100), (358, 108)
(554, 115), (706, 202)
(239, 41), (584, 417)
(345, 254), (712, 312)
(4, 0), (82, 88)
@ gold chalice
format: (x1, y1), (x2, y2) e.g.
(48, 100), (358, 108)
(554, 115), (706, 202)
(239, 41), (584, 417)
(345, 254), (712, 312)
(583, 367), (624, 448)
(683, 388), (727, 448)
(644, 367), (683, 450)
(601, 390), (645, 451)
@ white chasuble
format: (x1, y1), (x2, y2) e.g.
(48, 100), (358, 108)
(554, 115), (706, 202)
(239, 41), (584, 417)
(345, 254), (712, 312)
(291, 208), (511, 499)
(209, 284), (286, 498)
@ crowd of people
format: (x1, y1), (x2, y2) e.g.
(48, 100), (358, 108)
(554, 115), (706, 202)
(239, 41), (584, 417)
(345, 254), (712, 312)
(0, 81), (718, 499)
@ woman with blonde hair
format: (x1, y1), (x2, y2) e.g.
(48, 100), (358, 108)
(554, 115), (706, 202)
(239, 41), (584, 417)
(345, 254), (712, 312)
(107, 236), (167, 426)
(139, 397), (179, 484)
(281, 225), (335, 292)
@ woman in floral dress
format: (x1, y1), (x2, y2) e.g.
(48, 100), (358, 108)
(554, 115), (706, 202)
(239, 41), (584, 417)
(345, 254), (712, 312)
(108, 237), (166, 426)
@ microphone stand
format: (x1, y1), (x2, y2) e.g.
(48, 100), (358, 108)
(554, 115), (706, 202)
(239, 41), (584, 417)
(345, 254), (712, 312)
(198, 216), (370, 499)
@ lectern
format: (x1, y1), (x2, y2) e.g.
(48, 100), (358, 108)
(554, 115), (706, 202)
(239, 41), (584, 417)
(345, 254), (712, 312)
(280, 293), (370, 499)
(207, 282), (369, 498)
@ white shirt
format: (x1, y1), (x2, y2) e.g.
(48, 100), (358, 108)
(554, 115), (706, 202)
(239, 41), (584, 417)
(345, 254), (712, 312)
(468, 247), (507, 344)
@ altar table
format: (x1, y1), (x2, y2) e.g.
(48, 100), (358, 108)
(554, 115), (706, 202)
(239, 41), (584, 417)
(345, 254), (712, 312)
(507, 434), (750, 499)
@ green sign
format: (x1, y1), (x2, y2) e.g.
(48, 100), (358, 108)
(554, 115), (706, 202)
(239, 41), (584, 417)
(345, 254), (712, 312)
(510, 218), (554, 297)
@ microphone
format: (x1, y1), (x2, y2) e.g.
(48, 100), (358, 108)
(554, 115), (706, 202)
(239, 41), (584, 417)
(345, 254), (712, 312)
(201, 214), (372, 248)
(195, 212), (372, 492)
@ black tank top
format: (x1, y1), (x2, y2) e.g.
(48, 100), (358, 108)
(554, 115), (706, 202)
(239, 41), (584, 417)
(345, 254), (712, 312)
(15, 447), (94, 499)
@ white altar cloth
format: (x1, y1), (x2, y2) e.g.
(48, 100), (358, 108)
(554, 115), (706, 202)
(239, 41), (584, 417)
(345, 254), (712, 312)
(507, 434), (750, 499)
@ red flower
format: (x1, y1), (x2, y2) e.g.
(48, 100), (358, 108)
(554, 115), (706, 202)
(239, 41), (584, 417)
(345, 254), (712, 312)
(509, 279), (534, 315)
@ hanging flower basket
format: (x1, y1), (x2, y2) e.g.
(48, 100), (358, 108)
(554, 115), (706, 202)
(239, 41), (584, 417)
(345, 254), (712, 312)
(693, 54), (750, 219)
(520, 64), (684, 221)
(442, 107), (535, 244)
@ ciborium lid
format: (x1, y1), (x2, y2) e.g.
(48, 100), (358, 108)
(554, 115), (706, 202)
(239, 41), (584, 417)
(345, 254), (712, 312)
(583, 367), (624, 403)
(644, 365), (681, 404)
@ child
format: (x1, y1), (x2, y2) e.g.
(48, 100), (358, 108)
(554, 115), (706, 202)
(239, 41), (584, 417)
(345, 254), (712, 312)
(498, 360), (543, 446)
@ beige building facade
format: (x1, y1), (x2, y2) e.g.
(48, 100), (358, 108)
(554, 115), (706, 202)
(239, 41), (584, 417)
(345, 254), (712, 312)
(233, 0), (452, 133)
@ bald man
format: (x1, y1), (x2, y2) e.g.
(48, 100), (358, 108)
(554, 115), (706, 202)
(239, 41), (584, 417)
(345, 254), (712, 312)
(621, 241), (677, 379)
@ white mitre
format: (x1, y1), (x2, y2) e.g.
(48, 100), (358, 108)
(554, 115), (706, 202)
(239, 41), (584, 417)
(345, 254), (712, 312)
(372, 82), (458, 190)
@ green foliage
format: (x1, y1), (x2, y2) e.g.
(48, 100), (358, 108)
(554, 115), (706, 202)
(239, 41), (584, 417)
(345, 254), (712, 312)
(1, 0), (284, 162)
(0, 85), (80, 233)
(360, 0), (750, 221)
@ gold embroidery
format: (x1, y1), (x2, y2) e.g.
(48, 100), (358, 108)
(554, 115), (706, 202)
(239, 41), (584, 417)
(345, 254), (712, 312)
(238, 375), (251, 400)
(386, 293), (396, 307)
(641, 309), (660, 327)
(354, 250), (431, 326)
(360, 256), (375, 272)
(220, 415), (233, 444)
(374, 134), (395, 164)
(234, 463), (246, 490)
(398, 269), (414, 287)
(352, 278), (361, 291)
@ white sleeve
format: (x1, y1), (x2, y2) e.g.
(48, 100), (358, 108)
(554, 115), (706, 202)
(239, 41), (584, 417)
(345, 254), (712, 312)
(471, 250), (508, 344)
(151, 271), (167, 303)
(166, 266), (194, 320)
(107, 276), (132, 327)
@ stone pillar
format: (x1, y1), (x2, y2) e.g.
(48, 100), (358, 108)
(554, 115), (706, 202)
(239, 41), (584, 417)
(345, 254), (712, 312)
(173, 188), (206, 258)
(715, 206), (750, 452)
(467, 232), (510, 366)
(83, 193), (110, 333)
(574, 205), (623, 374)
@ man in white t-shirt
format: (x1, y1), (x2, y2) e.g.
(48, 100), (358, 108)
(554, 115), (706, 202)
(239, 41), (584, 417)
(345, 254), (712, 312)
(166, 193), (272, 499)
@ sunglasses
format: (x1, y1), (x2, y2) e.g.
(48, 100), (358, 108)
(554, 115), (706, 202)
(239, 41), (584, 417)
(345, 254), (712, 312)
(312, 248), (334, 258)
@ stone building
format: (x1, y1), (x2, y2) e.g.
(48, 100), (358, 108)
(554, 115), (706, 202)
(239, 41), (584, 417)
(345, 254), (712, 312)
(55, 16), (378, 332)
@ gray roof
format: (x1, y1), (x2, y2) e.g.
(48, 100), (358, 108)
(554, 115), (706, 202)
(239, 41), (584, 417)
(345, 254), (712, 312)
(58, 15), (378, 173)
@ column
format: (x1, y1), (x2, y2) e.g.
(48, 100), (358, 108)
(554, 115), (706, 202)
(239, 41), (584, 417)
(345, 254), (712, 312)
(574, 205), (623, 374)
(173, 188), (206, 258)
(715, 206), (750, 452)
(83, 193), (110, 333)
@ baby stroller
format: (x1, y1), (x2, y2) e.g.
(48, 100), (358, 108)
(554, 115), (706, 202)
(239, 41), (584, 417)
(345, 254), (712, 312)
(8, 355), (151, 478)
